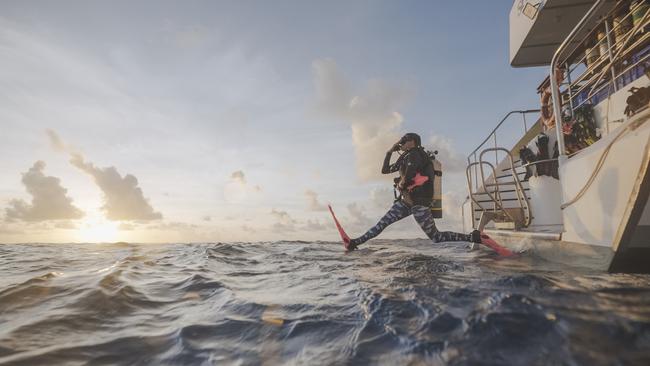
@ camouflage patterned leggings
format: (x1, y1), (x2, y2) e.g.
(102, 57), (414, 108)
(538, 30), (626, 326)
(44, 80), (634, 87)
(349, 200), (470, 246)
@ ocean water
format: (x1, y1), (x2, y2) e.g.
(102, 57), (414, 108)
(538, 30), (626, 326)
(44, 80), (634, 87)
(1, 241), (650, 366)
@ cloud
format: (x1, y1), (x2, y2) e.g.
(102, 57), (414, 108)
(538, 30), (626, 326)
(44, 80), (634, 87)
(241, 224), (257, 233)
(313, 59), (352, 118)
(302, 219), (328, 232)
(438, 190), (467, 232)
(118, 222), (136, 231)
(5, 161), (85, 221)
(148, 221), (198, 231)
(46, 129), (68, 152)
(231, 170), (246, 184)
(70, 152), (162, 221)
(53, 221), (78, 229)
(171, 24), (210, 49)
(270, 208), (297, 232)
(0, 223), (24, 236)
(304, 190), (327, 211)
(370, 187), (394, 209)
(347, 202), (372, 226)
(427, 135), (466, 173)
(312, 59), (466, 181)
(312, 59), (409, 181)
(271, 208), (295, 223)
(224, 170), (262, 202)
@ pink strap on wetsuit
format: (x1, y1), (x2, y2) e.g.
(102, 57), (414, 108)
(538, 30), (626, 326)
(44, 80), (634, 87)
(406, 173), (429, 191)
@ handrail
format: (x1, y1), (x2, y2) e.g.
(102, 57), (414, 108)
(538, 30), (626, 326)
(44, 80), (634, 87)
(564, 0), (640, 73)
(466, 162), (489, 211)
(477, 158), (514, 223)
(480, 147), (532, 227)
(573, 50), (650, 111)
(550, 0), (608, 161)
(466, 160), (509, 229)
(579, 13), (650, 106)
(467, 109), (540, 159)
(520, 157), (559, 169)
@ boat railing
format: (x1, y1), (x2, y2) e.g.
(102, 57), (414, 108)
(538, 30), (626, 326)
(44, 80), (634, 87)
(466, 109), (539, 192)
(568, 3), (650, 110)
(551, 0), (650, 158)
(465, 109), (540, 231)
(520, 157), (559, 169)
(551, 0), (606, 159)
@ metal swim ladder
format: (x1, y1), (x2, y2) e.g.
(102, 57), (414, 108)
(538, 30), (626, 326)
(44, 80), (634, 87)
(466, 149), (532, 231)
(465, 109), (538, 232)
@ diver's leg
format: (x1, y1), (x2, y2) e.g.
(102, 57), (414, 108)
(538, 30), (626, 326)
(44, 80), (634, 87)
(411, 205), (472, 243)
(349, 201), (411, 247)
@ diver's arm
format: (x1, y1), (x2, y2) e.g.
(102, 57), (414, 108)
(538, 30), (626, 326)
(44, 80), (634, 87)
(381, 152), (394, 174)
(381, 143), (402, 174)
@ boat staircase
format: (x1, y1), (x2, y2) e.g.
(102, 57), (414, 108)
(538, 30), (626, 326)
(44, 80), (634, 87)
(465, 110), (540, 232)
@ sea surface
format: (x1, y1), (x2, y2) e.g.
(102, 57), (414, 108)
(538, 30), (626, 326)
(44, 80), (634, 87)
(1, 241), (650, 365)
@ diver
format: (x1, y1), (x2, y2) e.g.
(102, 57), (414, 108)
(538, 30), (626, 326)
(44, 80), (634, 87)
(346, 133), (481, 250)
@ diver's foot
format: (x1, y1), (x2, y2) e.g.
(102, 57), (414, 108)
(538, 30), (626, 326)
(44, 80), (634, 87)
(345, 239), (359, 251)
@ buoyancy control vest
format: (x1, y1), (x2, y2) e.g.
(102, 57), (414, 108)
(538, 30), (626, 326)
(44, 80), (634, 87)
(394, 148), (443, 217)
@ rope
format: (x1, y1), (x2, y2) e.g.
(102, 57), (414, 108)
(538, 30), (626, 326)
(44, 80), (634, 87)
(561, 116), (648, 209)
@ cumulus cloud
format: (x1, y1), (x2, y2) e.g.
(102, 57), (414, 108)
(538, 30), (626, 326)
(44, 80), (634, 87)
(312, 59), (467, 182)
(302, 219), (328, 231)
(304, 190), (327, 211)
(270, 208), (297, 232)
(438, 190), (467, 232)
(224, 170), (262, 202)
(5, 161), (84, 221)
(70, 153), (162, 221)
(347, 202), (373, 226)
(428, 135), (466, 173)
(312, 59), (408, 181)
(269, 209), (329, 234)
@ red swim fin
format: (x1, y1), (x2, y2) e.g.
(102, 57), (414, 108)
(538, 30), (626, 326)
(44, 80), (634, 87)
(480, 233), (515, 257)
(328, 205), (351, 250)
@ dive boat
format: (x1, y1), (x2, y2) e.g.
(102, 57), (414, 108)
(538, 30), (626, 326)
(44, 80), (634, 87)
(462, 0), (650, 273)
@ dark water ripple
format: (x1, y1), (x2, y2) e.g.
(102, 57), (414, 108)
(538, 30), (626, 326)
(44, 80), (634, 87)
(1, 241), (650, 365)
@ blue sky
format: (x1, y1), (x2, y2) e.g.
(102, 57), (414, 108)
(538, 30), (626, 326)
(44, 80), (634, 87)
(0, 1), (547, 243)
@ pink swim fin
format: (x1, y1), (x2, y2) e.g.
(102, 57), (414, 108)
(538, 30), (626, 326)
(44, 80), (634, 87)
(407, 173), (429, 191)
(328, 205), (352, 250)
(480, 233), (515, 257)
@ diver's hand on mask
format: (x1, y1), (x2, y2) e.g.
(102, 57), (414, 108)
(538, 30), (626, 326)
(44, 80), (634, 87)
(388, 143), (401, 153)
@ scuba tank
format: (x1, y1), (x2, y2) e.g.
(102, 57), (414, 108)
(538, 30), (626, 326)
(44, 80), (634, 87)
(428, 150), (443, 219)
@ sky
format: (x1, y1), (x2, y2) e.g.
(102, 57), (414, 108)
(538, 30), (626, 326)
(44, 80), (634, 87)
(0, 0), (547, 243)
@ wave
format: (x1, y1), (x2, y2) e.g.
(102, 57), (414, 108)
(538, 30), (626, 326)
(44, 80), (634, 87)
(1, 241), (650, 365)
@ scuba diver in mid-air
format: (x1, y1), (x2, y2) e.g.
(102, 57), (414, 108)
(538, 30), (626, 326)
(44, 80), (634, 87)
(341, 133), (482, 251)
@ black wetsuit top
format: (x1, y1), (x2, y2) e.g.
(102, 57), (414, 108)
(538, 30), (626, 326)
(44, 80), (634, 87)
(382, 147), (433, 207)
